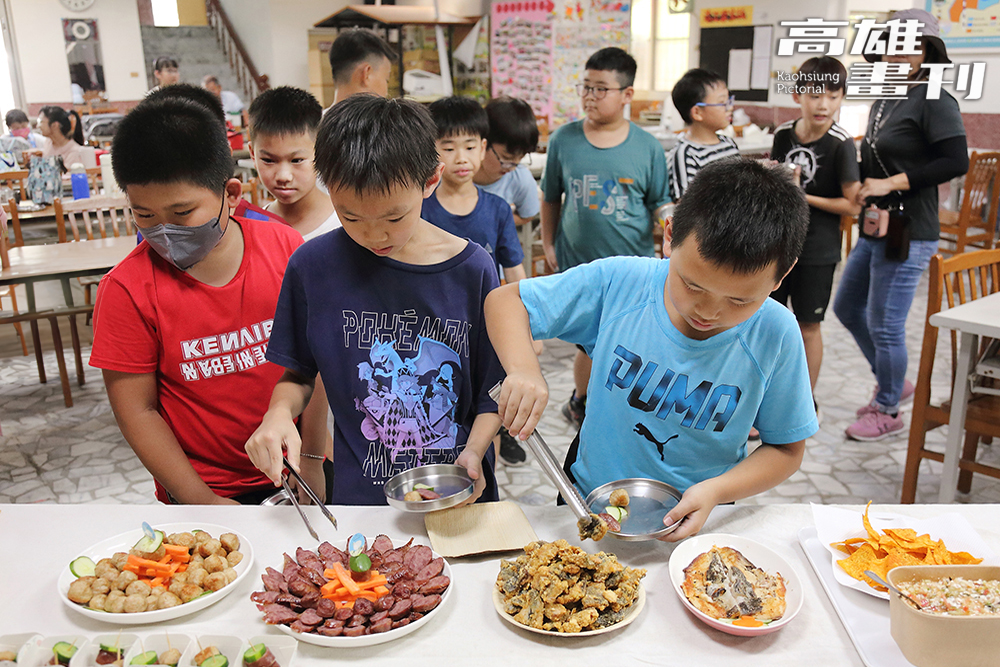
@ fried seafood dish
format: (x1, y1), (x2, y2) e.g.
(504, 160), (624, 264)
(577, 514), (609, 542)
(682, 546), (786, 622)
(496, 540), (646, 633)
(609, 489), (630, 508)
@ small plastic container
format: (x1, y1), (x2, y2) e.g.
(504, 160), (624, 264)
(69, 634), (138, 667)
(0, 634), (41, 665)
(186, 636), (241, 667)
(19, 636), (90, 667)
(69, 167), (89, 200)
(122, 633), (192, 667)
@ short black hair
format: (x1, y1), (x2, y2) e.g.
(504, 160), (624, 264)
(248, 86), (323, 142)
(153, 56), (178, 71)
(485, 96), (538, 156)
(671, 159), (808, 280)
(428, 96), (488, 140)
(328, 29), (395, 84)
(145, 83), (225, 123)
(585, 47), (636, 88)
(797, 56), (846, 93)
(111, 97), (233, 193)
(202, 75), (220, 87)
(5, 109), (28, 128)
(40, 106), (84, 145)
(672, 68), (726, 125)
(314, 94), (439, 196)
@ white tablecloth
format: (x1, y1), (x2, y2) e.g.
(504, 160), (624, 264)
(3, 503), (998, 665)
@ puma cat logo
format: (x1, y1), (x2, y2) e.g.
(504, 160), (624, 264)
(633, 423), (678, 461)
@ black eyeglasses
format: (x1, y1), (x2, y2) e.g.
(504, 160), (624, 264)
(490, 145), (531, 170)
(575, 84), (626, 100)
(695, 95), (736, 109)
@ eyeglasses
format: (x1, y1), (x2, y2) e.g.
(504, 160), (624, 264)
(489, 145), (531, 170)
(696, 95), (736, 109)
(575, 84), (626, 100)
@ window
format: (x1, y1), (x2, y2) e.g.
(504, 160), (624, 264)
(631, 1), (690, 91)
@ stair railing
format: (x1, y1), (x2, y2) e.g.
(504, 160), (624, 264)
(204, 0), (270, 102)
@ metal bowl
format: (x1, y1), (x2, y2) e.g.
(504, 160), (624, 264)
(585, 478), (683, 541)
(384, 464), (474, 513)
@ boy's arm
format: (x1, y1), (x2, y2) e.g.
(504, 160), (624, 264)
(296, 373), (330, 503)
(540, 200), (560, 272)
(484, 283), (548, 439)
(454, 411), (502, 504)
(103, 370), (238, 505)
(660, 439), (806, 542)
(245, 369), (315, 486)
(502, 263), (528, 284)
(805, 180), (862, 217)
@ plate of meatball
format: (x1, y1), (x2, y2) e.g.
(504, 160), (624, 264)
(57, 523), (253, 624)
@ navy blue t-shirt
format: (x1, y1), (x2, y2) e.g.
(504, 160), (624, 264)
(266, 228), (503, 505)
(421, 187), (524, 278)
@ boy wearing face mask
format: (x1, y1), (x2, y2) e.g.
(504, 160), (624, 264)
(89, 96), (330, 505)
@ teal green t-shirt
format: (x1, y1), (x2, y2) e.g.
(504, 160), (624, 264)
(541, 121), (670, 269)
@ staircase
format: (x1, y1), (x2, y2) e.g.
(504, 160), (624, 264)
(139, 1), (268, 104)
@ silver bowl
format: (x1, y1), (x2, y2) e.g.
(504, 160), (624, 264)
(384, 464), (474, 513)
(585, 478), (683, 541)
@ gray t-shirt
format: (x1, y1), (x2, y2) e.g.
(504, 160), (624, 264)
(859, 85), (965, 241)
(480, 164), (540, 219)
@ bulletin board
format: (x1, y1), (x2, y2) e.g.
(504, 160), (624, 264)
(491, 0), (631, 128)
(699, 25), (772, 102)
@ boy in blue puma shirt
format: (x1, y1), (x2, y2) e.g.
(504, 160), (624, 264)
(486, 160), (818, 541)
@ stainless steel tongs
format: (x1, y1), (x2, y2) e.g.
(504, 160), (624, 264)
(281, 454), (338, 540)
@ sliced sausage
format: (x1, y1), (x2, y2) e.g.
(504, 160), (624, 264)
(333, 606), (354, 621)
(372, 535), (394, 554)
(382, 550), (404, 565)
(412, 593), (442, 613)
(403, 545), (433, 572)
(261, 603), (299, 625)
(419, 575), (450, 595)
(347, 614), (366, 627)
(296, 547), (325, 571)
(391, 581), (413, 599)
(370, 617), (393, 634)
(414, 558), (444, 583)
(375, 594), (396, 612)
(388, 598), (413, 620)
(391, 618), (411, 629)
(251, 590), (280, 605)
(301, 567), (327, 588)
(299, 590), (321, 609)
(261, 568), (287, 593)
(287, 576), (319, 598)
(369, 610), (389, 624)
(289, 620), (314, 634)
(282, 554), (300, 579)
(315, 598), (338, 618)
(342, 626), (366, 637)
(353, 597), (375, 616)
(317, 626), (343, 637)
(323, 618), (345, 629)
(299, 608), (323, 627)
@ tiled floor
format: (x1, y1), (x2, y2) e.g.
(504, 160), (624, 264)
(1, 265), (998, 506)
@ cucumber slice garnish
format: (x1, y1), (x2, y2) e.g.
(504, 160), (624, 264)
(243, 645), (266, 664)
(52, 643), (77, 665)
(69, 556), (95, 577)
(349, 553), (372, 573)
(200, 656), (228, 667)
(129, 651), (157, 665)
(98, 644), (121, 655)
(413, 483), (435, 490)
(132, 528), (164, 553)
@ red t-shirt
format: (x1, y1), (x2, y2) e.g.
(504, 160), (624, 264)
(90, 216), (303, 502)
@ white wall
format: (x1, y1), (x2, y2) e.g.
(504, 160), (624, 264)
(9, 0), (147, 104)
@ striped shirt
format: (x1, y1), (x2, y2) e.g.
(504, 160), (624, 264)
(667, 134), (740, 201)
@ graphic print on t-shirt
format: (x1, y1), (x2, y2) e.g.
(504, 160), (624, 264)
(178, 318), (273, 381)
(606, 344), (743, 434)
(356, 335), (463, 476)
(784, 145), (820, 187)
(570, 175), (634, 222)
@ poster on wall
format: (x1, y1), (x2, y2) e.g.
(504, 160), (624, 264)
(491, 0), (630, 130)
(928, 0), (1000, 49)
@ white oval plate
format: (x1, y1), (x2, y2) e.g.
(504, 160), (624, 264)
(668, 533), (803, 637)
(492, 582), (645, 637)
(273, 540), (453, 647)
(58, 522), (254, 625)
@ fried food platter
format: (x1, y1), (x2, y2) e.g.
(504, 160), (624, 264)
(57, 523), (253, 624)
(491, 584), (645, 637)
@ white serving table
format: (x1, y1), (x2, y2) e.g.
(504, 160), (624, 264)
(3, 503), (999, 666)
(929, 291), (1000, 503)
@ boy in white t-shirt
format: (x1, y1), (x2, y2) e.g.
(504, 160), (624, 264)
(248, 86), (340, 241)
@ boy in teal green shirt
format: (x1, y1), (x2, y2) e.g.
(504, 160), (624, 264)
(540, 47), (671, 426)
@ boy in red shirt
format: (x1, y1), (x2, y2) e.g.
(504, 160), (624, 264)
(90, 96), (329, 504)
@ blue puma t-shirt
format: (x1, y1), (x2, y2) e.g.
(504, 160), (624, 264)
(519, 256), (817, 496)
(266, 228), (503, 505)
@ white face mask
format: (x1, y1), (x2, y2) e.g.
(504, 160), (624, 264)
(141, 198), (227, 270)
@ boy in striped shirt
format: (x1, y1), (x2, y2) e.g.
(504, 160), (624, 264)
(668, 69), (740, 202)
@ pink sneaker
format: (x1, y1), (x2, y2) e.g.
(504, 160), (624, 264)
(845, 411), (904, 441)
(855, 379), (916, 417)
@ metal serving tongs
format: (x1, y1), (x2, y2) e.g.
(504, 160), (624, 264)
(487, 382), (605, 539)
(281, 454), (338, 539)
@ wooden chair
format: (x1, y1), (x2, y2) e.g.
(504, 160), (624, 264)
(939, 151), (1000, 255)
(900, 250), (1000, 502)
(0, 169), (28, 201)
(840, 213), (857, 259)
(241, 178), (261, 208)
(0, 206), (28, 355)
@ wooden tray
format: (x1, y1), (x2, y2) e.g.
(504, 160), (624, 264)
(424, 501), (538, 558)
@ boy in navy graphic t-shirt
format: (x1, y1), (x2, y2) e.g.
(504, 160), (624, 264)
(487, 160), (818, 542)
(245, 96), (503, 505)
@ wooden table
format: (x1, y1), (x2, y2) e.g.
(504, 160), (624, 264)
(929, 291), (1000, 503)
(2, 502), (997, 666)
(0, 236), (134, 405)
